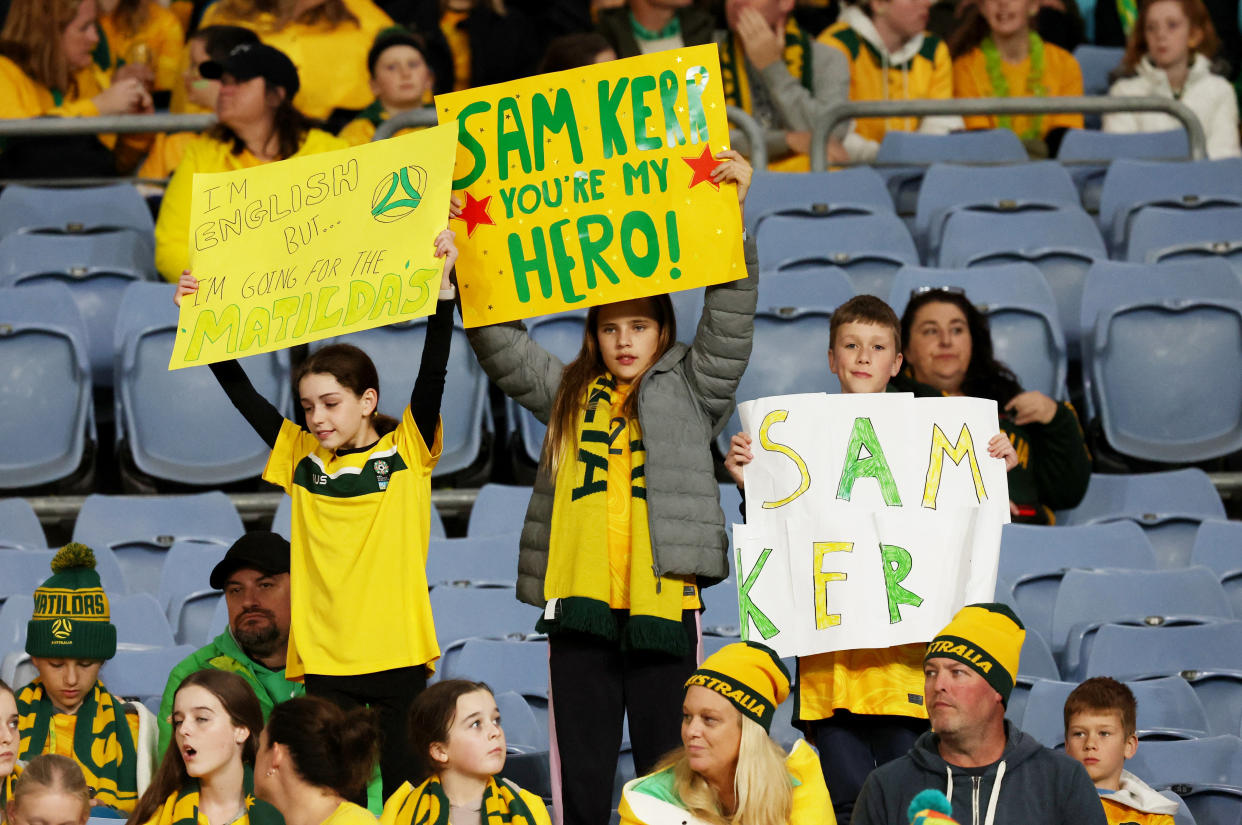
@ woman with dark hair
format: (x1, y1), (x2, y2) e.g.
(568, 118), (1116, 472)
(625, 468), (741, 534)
(128, 671), (280, 825)
(153, 42), (346, 281)
(254, 698), (379, 825)
(894, 288), (1091, 523)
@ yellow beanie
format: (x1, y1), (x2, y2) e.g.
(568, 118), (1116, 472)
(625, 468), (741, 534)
(685, 641), (790, 731)
(925, 603), (1025, 705)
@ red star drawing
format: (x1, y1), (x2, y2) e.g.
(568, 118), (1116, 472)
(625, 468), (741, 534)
(683, 145), (722, 190)
(456, 191), (495, 237)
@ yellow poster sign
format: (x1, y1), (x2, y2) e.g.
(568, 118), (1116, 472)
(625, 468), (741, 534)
(169, 123), (458, 370)
(435, 44), (745, 327)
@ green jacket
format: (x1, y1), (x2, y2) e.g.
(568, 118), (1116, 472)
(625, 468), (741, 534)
(157, 631), (303, 756)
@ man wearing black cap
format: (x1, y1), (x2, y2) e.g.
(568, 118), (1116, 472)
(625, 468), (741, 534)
(155, 532), (303, 757)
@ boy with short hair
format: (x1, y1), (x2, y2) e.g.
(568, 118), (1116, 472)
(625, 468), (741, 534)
(339, 27), (435, 146)
(1064, 677), (1178, 825)
(724, 294), (1015, 821)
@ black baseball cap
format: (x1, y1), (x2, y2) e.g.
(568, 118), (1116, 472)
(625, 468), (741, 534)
(210, 531), (291, 590)
(200, 42), (300, 98)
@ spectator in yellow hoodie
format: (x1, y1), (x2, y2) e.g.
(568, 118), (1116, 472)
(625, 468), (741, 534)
(154, 42), (347, 280)
(820, 0), (964, 162)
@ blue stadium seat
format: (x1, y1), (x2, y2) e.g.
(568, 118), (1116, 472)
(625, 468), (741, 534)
(998, 522), (1157, 646)
(669, 288), (705, 346)
(429, 586), (541, 651)
(0, 184), (154, 249)
(1097, 158), (1242, 256)
(1020, 677), (1208, 749)
(0, 595), (32, 663)
(1057, 470), (1227, 569)
(438, 638), (548, 702)
(757, 266), (855, 313)
(110, 592), (176, 648)
(322, 315), (491, 479)
(936, 206), (1106, 358)
(1080, 260), (1242, 466)
(509, 312), (586, 465)
(1058, 129), (1190, 212)
(0, 284), (95, 489)
(756, 213), (918, 298)
(468, 485), (533, 537)
(1073, 45), (1125, 96)
(0, 498), (45, 550)
(73, 492), (243, 596)
(495, 690), (547, 751)
(1125, 206), (1242, 275)
(0, 231), (155, 387)
(5, 547), (127, 600)
(156, 541), (227, 646)
(889, 263), (1068, 400)
(913, 162), (1080, 260)
(1190, 521), (1242, 618)
(270, 493), (444, 539)
(1017, 630), (1060, 683)
(1086, 621), (1242, 737)
(0, 553), (49, 606)
(1124, 735), (1242, 825)
(99, 644), (196, 705)
(1051, 567), (1233, 679)
(875, 130), (1026, 215)
(701, 573), (739, 638)
(745, 168), (894, 234)
(426, 535), (519, 588)
(113, 283), (291, 486)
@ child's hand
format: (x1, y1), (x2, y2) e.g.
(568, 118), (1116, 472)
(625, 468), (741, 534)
(449, 194), (463, 220)
(1005, 391), (1058, 426)
(724, 431), (753, 489)
(433, 229), (458, 291)
(712, 149), (752, 209)
(988, 433), (1018, 472)
(174, 271), (199, 307)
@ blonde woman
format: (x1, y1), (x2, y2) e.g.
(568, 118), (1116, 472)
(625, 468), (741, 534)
(618, 642), (834, 825)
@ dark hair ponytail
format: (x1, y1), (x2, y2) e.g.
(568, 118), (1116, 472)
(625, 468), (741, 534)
(266, 696), (379, 799)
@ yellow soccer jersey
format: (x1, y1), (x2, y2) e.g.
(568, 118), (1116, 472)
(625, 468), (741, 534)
(797, 643), (928, 721)
(263, 407), (442, 679)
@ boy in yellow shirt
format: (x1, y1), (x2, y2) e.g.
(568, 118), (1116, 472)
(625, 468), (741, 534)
(1064, 677), (1178, 825)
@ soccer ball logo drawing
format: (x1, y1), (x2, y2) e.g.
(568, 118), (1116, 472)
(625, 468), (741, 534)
(371, 165), (428, 223)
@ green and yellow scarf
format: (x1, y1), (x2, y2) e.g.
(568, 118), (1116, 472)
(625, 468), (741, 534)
(142, 766), (282, 825)
(386, 776), (540, 825)
(720, 18), (813, 113)
(16, 680), (137, 812)
(981, 32), (1047, 141)
(540, 375), (687, 655)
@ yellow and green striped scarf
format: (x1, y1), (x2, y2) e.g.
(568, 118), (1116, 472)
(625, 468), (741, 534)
(17, 680), (137, 812)
(541, 375), (687, 655)
(139, 767), (282, 825)
(720, 17), (813, 113)
(384, 775), (539, 825)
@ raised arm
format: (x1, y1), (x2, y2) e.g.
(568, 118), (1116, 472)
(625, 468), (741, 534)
(409, 229), (459, 446)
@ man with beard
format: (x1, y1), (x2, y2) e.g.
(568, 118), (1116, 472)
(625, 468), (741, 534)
(155, 531), (303, 756)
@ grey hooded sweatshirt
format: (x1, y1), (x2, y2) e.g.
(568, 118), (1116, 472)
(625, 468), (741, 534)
(851, 723), (1108, 825)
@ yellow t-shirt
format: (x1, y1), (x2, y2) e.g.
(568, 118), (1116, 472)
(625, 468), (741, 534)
(0, 55), (100, 118)
(441, 10), (471, 91)
(153, 128), (348, 281)
(322, 801), (378, 825)
(604, 386), (700, 612)
(797, 643), (928, 721)
(200, 0), (393, 119)
(263, 407), (443, 679)
(137, 130), (196, 178)
(99, 4), (185, 93)
(952, 41), (1084, 138)
(1101, 798), (1175, 825)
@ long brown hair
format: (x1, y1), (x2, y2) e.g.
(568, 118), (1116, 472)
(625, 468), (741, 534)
(0, 0), (85, 95)
(264, 697), (378, 799)
(293, 343), (399, 436)
(406, 679), (492, 783)
(541, 295), (677, 477)
(127, 670), (264, 825)
(207, 0), (359, 29)
(1120, 0), (1219, 72)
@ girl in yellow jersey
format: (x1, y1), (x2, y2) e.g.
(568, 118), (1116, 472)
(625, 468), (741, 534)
(381, 680), (550, 825)
(948, 0), (1084, 155)
(174, 217), (459, 802)
(254, 699), (379, 825)
(127, 671), (281, 825)
(6, 756), (90, 825)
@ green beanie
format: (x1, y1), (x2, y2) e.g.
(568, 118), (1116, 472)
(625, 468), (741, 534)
(26, 543), (117, 660)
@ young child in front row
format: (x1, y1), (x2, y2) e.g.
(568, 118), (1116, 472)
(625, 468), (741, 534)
(1065, 677), (1178, 825)
(5, 755), (91, 825)
(724, 295), (1017, 822)
(380, 680), (550, 825)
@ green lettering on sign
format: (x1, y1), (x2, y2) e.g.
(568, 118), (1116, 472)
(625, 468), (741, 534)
(837, 417), (902, 506)
(738, 547), (779, 641)
(880, 544), (923, 624)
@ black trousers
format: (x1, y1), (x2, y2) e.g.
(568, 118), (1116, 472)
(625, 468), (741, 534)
(809, 710), (928, 823)
(548, 610), (699, 825)
(304, 665), (428, 802)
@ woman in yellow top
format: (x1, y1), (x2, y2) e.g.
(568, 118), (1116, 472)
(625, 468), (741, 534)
(338, 28), (434, 147)
(153, 42), (347, 281)
(198, 0), (392, 120)
(127, 671), (281, 825)
(5, 756), (90, 825)
(948, 0), (1083, 153)
(97, 0), (185, 101)
(255, 698), (379, 825)
(0, 0), (153, 174)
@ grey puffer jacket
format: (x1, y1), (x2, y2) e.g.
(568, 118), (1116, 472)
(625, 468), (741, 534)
(467, 238), (758, 607)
